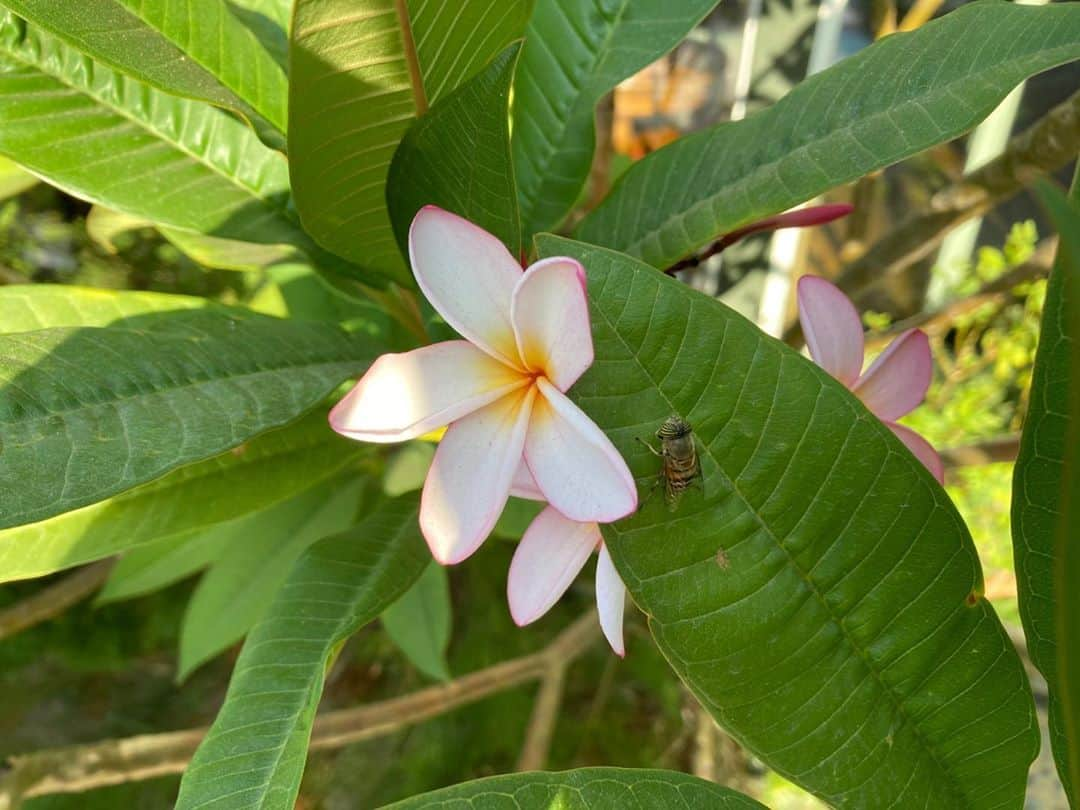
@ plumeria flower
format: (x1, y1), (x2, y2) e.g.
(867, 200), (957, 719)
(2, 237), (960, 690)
(506, 464), (627, 656)
(797, 276), (944, 483)
(329, 206), (638, 567)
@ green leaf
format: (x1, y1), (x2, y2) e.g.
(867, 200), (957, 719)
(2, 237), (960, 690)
(0, 302), (376, 531)
(227, 0), (291, 72)
(0, 284), (207, 331)
(0, 154), (35, 199)
(1013, 177), (1080, 803)
(512, 0), (717, 238)
(289, 0), (531, 283)
(387, 42), (521, 259)
(576, 1), (1080, 268)
(0, 410), (366, 582)
(1, 0), (288, 149)
(96, 527), (224, 604)
(178, 476), (365, 680)
(176, 492), (429, 810)
(0, 15), (357, 276)
(382, 440), (435, 496)
(381, 561), (452, 681)
(537, 234), (1037, 807)
(378, 768), (767, 809)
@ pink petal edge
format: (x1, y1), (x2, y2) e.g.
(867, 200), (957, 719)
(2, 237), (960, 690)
(852, 329), (932, 422)
(507, 506), (600, 626)
(797, 276), (865, 388)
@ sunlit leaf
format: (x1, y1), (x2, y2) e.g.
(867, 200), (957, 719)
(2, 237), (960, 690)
(1, 0), (288, 149)
(538, 234), (1038, 807)
(176, 492), (428, 810)
(512, 0), (717, 238)
(0, 294), (378, 530)
(0, 411), (366, 582)
(378, 768), (767, 809)
(576, 2), (1080, 268)
(289, 0), (531, 283)
(96, 526), (224, 605)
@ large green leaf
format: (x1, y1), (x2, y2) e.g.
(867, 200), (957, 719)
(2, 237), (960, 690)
(0, 301), (376, 531)
(381, 561), (452, 681)
(0, 0), (288, 149)
(537, 234), (1037, 808)
(387, 43), (520, 258)
(228, 0), (290, 70)
(177, 476), (364, 680)
(176, 492), (428, 810)
(575, 1), (1080, 268)
(379, 768), (767, 809)
(289, 0), (531, 283)
(0, 15), (355, 275)
(0, 284), (207, 331)
(0, 411), (365, 582)
(512, 0), (717, 238)
(1012, 178), (1080, 802)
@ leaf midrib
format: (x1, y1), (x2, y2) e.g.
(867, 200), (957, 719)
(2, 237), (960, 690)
(590, 268), (970, 804)
(616, 14), (1060, 260)
(0, 33), (291, 217)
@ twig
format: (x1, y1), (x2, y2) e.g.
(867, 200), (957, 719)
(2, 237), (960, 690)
(940, 434), (1020, 470)
(515, 661), (568, 771)
(866, 238), (1056, 348)
(0, 611), (599, 806)
(782, 89), (1080, 346)
(0, 560), (114, 642)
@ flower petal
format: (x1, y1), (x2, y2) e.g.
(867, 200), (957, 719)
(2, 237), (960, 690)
(420, 386), (536, 564)
(797, 276), (864, 388)
(886, 422), (945, 484)
(510, 460), (545, 501)
(595, 542), (626, 657)
(525, 377), (637, 523)
(507, 506), (599, 626)
(716, 203), (853, 251)
(852, 328), (932, 421)
(409, 206), (523, 367)
(510, 257), (593, 391)
(329, 341), (527, 443)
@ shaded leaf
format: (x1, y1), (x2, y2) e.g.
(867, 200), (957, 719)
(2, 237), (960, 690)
(178, 477), (365, 679)
(0, 411), (366, 582)
(1013, 177), (1080, 802)
(576, 2), (1080, 268)
(382, 561), (452, 681)
(1, 0), (288, 149)
(96, 526), (225, 604)
(538, 234), (1037, 808)
(387, 42), (521, 258)
(289, 0), (531, 283)
(378, 767), (766, 809)
(513, 0), (717, 238)
(0, 302), (376, 530)
(176, 492), (429, 810)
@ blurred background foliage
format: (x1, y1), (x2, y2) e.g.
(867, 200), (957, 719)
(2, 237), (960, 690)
(0, 0), (1075, 807)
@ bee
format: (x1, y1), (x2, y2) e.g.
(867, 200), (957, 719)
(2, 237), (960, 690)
(637, 414), (702, 510)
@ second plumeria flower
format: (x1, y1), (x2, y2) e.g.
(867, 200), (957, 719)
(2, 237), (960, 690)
(330, 206), (638, 565)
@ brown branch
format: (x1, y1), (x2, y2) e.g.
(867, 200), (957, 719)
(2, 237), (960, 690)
(866, 238), (1056, 349)
(515, 660), (568, 771)
(0, 611), (599, 806)
(941, 434), (1020, 470)
(783, 89), (1080, 346)
(0, 560), (114, 642)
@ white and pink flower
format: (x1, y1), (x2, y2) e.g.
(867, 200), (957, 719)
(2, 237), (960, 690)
(797, 276), (943, 483)
(330, 206), (637, 654)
